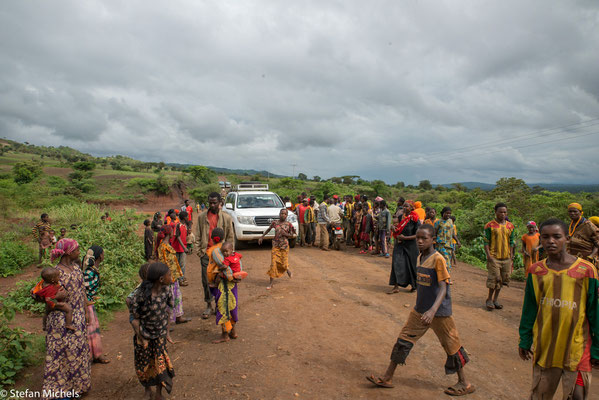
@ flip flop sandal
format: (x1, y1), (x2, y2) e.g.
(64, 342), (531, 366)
(201, 310), (211, 319)
(444, 384), (476, 396)
(366, 375), (394, 388)
(493, 302), (503, 309)
(486, 300), (494, 311)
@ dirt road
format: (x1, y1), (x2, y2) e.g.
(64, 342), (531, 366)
(16, 244), (562, 399)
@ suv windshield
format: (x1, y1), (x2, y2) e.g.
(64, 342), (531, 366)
(236, 193), (283, 209)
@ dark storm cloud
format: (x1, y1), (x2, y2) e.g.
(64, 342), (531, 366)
(1, 0), (598, 183)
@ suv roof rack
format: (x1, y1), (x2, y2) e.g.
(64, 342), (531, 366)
(236, 183), (269, 191)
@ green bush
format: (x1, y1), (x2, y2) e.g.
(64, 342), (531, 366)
(0, 321), (44, 388)
(1, 203), (145, 316)
(0, 235), (37, 277)
(12, 162), (42, 184)
(0, 279), (45, 316)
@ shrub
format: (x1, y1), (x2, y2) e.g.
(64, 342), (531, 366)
(0, 320), (44, 388)
(12, 162), (42, 184)
(0, 235), (37, 277)
(72, 161), (96, 171)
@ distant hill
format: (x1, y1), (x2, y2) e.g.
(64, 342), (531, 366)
(437, 181), (599, 193)
(166, 163), (285, 178)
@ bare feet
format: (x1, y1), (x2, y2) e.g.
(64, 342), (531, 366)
(213, 333), (230, 344)
(287, 269), (293, 278)
(387, 288), (400, 295)
(229, 327), (238, 339)
(93, 356), (111, 364)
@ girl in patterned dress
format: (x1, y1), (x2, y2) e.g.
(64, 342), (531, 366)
(259, 208), (296, 290)
(130, 262), (175, 399)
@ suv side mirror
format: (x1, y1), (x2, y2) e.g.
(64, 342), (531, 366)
(285, 202), (292, 208)
(225, 203), (233, 210)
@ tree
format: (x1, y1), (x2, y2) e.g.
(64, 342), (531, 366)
(452, 183), (467, 192)
(13, 162), (42, 184)
(394, 181), (405, 189)
(297, 173), (308, 181)
(371, 179), (389, 196)
(331, 177), (342, 184)
(312, 176), (321, 182)
(187, 165), (214, 184)
(341, 175), (359, 185)
(418, 180), (432, 190)
(72, 161), (96, 171)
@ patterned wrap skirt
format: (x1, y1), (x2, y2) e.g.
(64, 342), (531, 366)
(267, 247), (289, 278)
(86, 304), (103, 359)
(134, 335), (174, 393)
(169, 281), (184, 322)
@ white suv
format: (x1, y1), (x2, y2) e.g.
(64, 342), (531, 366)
(224, 183), (298, 248)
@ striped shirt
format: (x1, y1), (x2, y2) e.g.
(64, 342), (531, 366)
(32, 221), (51, 241)
(484, 220), (515, 260)
(519, 258), (599, 371)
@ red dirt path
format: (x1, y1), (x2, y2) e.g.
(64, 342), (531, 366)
(11, 243), (566, 400)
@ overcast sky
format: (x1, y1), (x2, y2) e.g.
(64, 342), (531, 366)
(1, 1), (598, 184)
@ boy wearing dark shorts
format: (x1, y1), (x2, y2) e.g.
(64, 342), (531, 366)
(484, 202), (515, 311)
(367, 224), (474, 396)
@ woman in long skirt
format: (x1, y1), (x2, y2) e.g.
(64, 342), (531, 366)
(389, 201), (420, 293)
(82, 245), (110, 364)
(37, 239), (91, 400)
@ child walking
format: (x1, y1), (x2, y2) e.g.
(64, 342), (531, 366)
(519, 218), (599, 399)
(367, 224), (474, 396)
(521, 221), (540, 272)
(129, 262), (175, 400)
(259, 208), (296, 290)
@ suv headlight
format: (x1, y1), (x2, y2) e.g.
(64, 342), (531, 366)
(286, 214), (297, 223)
(237, 216), (255, 225)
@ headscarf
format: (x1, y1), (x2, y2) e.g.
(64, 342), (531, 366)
(50, 238), (79, 261)
(414, 201), (422, 209)
(568, 203), (583, 212)
(375, 196), (383, 202)
(590, 216), (599, 227)
(82, 245), (104, 269)
(526, 221), (537, 227)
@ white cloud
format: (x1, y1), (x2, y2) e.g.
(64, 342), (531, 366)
(1, 0), (598, 183)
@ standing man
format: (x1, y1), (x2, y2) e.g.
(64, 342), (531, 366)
(297, 197), (310, 246)
(484, 202), (515, 311)
(343, 195), (354, 245)
(197, 192), (234, 319)
(316, 195), (330, 251)
(32, 213), (51, 263)
(327, 198), (343, 247)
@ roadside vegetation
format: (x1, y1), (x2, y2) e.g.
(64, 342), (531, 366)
(0, 138), (597, 389)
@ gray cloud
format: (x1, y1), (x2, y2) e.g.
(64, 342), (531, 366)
(1, 0), (598, 184)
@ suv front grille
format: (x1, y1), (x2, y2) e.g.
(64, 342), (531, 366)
(255, 216), (277, 226)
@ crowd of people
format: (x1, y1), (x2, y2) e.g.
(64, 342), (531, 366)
(28, 193), (599, 399)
